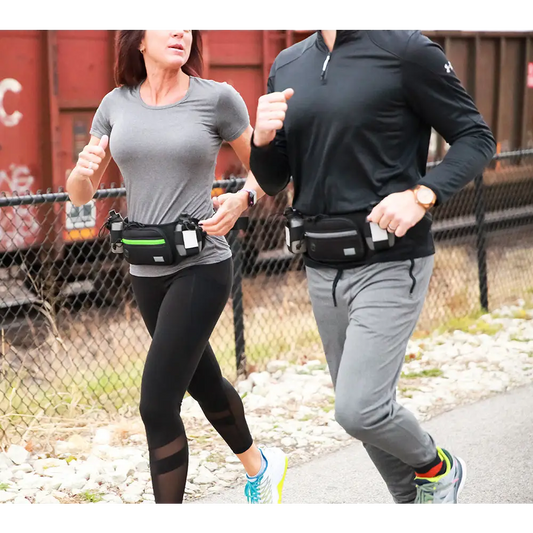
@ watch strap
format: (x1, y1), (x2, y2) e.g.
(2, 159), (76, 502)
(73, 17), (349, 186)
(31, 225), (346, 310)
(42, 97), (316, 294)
(241, 188), (256, 207)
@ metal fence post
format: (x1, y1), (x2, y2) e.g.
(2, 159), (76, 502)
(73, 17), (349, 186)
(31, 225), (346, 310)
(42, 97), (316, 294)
(474, 173), (489, 311)
(228, 230), (247, 377)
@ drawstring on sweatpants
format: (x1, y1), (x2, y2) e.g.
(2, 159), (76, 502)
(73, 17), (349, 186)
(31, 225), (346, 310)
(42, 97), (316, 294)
(408, 258), (416, 294)
(332, 269), (343, 307)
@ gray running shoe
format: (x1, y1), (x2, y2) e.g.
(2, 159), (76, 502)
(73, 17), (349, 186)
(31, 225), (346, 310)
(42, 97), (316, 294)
(414, 448), (467, 504)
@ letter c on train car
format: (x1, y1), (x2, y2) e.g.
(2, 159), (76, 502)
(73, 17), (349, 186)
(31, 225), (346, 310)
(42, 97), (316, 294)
(0, 78), (23, 127)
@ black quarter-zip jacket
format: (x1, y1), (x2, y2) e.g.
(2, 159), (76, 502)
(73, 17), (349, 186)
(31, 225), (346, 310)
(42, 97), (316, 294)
(250, 30), (497, 268)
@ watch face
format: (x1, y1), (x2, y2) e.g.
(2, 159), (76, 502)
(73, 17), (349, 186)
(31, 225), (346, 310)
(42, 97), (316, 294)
(417, 188), (434, 204)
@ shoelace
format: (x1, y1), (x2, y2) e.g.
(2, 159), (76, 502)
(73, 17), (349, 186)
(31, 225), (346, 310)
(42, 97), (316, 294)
(245, 473), (273, 504)
(245, 474), (263, 504)
(415, 479), (456, 503)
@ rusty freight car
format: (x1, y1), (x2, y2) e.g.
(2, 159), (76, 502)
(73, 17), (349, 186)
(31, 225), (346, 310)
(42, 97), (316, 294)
(1, 30), (533, 310)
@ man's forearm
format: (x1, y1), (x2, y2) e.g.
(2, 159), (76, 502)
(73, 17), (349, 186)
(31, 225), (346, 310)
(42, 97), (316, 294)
(249, 134), (291, 196)
(418, 128), (496, 204)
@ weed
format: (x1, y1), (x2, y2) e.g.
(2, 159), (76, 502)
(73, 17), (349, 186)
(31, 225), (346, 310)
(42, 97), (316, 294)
(437, 313), (503, 336)
(511, 309), (529, 320)
(510, 335), (531, 343)
(0, 483), (9, 491)
(79, 491), (103, 503)
(401, 368), (444, 379)
(399, 386), (421, 399)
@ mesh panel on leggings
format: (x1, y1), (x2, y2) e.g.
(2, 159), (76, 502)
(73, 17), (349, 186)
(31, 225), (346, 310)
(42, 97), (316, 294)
(149, 431), (189, 504)
(192, 376), (253, 455)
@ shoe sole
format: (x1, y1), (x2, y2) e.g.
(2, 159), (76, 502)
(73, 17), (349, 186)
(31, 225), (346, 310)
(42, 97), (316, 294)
(276, 454), (289, 504)
(455, 456), (467, 503)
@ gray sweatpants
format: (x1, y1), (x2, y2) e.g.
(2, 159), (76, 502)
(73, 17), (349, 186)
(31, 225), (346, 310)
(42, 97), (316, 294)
(305, 255), (437, 503)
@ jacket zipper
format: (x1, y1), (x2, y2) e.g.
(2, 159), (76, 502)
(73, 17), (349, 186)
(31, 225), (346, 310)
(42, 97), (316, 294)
(320, 53), (331, 82)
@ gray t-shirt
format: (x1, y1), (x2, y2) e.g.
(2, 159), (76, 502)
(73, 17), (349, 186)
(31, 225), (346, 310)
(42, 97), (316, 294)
(90, 77), (249, 277)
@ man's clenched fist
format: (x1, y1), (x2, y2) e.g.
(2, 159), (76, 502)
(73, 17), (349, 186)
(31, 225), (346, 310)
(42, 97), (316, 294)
(253, 88), (294, 147)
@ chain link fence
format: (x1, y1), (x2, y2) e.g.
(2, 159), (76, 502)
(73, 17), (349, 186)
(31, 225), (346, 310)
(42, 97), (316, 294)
(1, 149), (533, 444)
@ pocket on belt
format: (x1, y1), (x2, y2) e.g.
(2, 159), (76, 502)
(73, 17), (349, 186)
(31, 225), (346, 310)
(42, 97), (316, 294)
(122, 226), (175, 265)
(304, 217), (365, 263)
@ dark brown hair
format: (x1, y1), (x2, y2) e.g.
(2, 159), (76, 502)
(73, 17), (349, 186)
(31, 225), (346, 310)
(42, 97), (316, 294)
(114, 31), (203, 87)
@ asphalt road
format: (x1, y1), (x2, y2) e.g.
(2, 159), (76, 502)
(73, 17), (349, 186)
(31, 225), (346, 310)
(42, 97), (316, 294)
(195, 384), (533, 504)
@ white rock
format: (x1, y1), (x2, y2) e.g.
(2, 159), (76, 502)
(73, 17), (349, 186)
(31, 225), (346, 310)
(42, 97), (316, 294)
(136, 472), (152, 484)
(249, 371), (271, 387)
(43, 479), (63, 491)
(40, 465), (72, 478)
(103, 494), (123, 503)
(236, 379), (253, 395)
(6, 445), (30, 466)
(194, 467), (217, 484)
(486, 380), (507, 393)
(33, 458), (67, 475)
(12, 463), (33, 473)
(59, 475), (87, 491)
(122, 492), (142, 503)
(281, 437), (296, 447)
(0, 453), (14, 470)
(113, 460), (135, 477)
(14, 496), (31, 504)
(204, 462), (218, 472)
(129, 434), (146, 444)
(0, 492), (16, 503)
(224, 455), (241, 464)
(305, 360), (324, 368)
(39, 496), (61, 504)
(135, 458), (149, 473)
(142, 493), (155, 501)
(19, 475), (45, 490)
(125, 481), (146, 495)
(266, 360), (289, 374)
(51, 491), (69, 500)
(252, 385), (270, 397)
(93, 428), (113, 446)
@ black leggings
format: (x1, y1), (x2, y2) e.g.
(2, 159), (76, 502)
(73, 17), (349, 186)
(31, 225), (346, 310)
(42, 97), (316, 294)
(131, 258), (253, 504)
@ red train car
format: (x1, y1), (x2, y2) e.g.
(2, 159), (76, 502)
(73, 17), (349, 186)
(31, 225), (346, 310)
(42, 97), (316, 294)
(1, 30), (533, 302)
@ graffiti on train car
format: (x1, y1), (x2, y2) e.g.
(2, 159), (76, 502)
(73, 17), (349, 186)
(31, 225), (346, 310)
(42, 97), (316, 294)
(0, 165), (40, 249)
(0, 78), (23, 128)
(0, 77), (37, 250)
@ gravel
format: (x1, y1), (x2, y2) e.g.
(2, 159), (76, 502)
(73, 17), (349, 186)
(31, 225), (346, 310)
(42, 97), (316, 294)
(1, 301), (532, 504)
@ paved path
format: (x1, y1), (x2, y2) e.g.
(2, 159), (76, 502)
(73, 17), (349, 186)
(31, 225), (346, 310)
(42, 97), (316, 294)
(196, 384), (533, 504)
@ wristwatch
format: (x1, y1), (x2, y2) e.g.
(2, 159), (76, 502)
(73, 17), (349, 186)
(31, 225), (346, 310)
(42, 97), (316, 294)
(241, 188), (257, 207)
(412, 185), (437, 210)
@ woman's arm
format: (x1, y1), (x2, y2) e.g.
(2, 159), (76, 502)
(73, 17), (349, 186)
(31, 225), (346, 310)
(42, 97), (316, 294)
(66, 135), (112, 206)
(200, 125), (266, 236)
(228, 125), (266, 209)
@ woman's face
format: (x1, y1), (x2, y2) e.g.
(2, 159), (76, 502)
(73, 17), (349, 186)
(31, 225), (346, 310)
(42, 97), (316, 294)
(140, 30), (193, 70)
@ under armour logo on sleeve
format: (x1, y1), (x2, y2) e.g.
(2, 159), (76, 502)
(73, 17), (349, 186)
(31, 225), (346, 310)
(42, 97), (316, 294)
(444, 61), (454, 73)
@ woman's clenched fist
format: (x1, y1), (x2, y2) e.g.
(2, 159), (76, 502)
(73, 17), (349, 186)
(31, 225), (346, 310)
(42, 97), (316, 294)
(73, 135), (109, 178)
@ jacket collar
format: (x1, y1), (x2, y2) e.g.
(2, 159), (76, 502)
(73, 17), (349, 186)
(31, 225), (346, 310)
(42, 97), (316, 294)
(316, 30), (362, 52)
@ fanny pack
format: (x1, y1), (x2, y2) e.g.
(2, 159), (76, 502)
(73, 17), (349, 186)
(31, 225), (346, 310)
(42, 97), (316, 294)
(304, 215), (366, 263)
(285, 208), (396, 263)
(103, 210), (206, 266)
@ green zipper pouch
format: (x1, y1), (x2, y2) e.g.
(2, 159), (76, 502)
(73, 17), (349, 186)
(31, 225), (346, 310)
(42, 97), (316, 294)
(122, 225), (175, 265)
